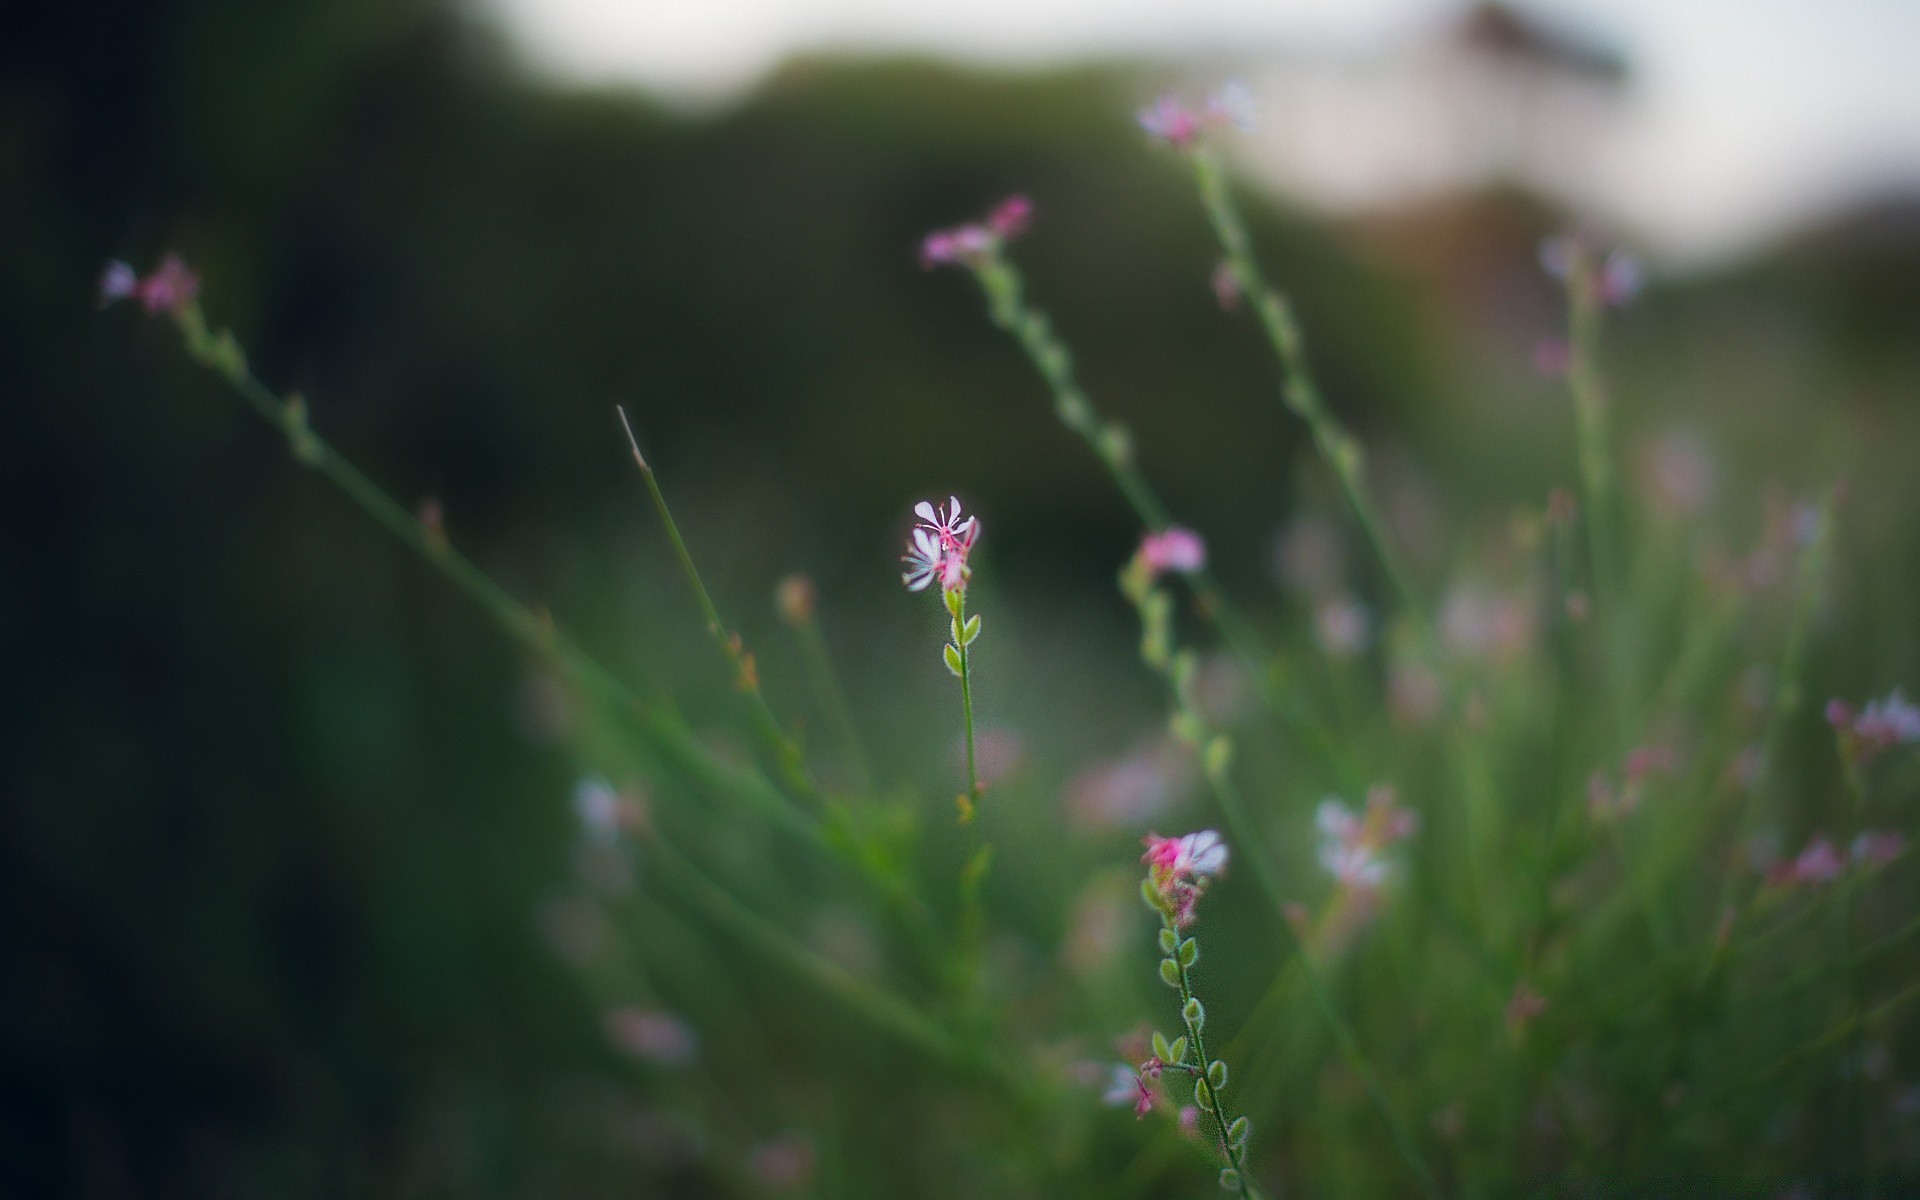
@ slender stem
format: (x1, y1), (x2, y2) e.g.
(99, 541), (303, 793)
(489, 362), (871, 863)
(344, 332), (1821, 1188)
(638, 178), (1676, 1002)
(1190, 148), (1422, 623)
(1561, 246), (1629, 744)
(948, 587), (991, 1004)
(968, 254), (1354, 786)
(617, 407), (816, 800)
(1165, 918), (1257, 1198)
(151, 303), (1013, 1075)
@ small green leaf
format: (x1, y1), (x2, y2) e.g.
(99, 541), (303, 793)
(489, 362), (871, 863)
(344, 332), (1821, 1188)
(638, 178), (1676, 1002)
(1158, 927), (1179, 954)
(1151, 1031), (1172, 1063)
(1218, 1167), (1240, 1191)
(1168, 1036), (1187, 1064)
(1208, 1060), (1228, 1090)
(1193, 1079), (1212, 1108)
(1182, 997), (1205, 1030)
(961, 613), (982, 644)
(1228, 1116), (1249, 1146)
(1141, 878), (1166, 912)
(943, 643), (964, 677)
(1159, 958), (1182, 988)
(1178, 937), (1199, 967)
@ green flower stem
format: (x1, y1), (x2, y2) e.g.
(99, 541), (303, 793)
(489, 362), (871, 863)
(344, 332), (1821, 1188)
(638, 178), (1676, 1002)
(970, 254), (1354, 788)
(161, 307), (968, 1050)
(1164, 919), (1257, 1199)
(617, 406), (948, 947)
(948, 586), (992, 1002)
(1189, 148), (1421, 623)
(169, 308), (827, 852)
(1560, 246), (1629, 741)
(617, 407), (820, 803)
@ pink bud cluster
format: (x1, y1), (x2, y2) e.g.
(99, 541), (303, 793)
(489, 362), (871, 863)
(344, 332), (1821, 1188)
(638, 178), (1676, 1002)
(1142, 829), (1227, 928)
(99, 253), (199, 318)
(920, 195), (1032, 269)
(901, 495), (980, 594)
(1827, 690), (1920, 766)
(1137, 83), (1253, 150)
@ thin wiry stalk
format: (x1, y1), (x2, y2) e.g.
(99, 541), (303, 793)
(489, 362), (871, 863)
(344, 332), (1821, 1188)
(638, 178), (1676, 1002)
(159, 303), (971, 1070)
(967, 252), (1358, 791)
(1190, 147), (1422, 623)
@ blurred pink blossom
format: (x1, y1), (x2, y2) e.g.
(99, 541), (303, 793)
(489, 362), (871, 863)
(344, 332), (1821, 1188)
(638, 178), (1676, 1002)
(99, 253), (200, 317)
(1769, 838), (1844, 887)
(1829, 690), (1920, 764)
(1316, 786), (1417, 890)
(1314, 597), (1372, 658)
(1140, 526), (1206, 576)
(1852, 830), (1904, 867)
(920, 196), (1031, 268)
(605, 1008), (698, 1067)
(749, 1134), (816, 1190)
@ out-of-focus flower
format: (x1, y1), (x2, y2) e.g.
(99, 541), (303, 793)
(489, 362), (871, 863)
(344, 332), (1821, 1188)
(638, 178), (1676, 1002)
(1388, 661), (1443, 728)
(99, 260), (137, 305)
(1532, 337), (1571, 377)
(574, 776), (622, 843)
(963, 726), (1024, 788)
(572, 776), (648, 843)
(1179, 1105), (1202, 1139)
(1316, 786), (1417, 890)
(1852, 830), (1905, 867)
(921, 196), (1031, 269)
(1102, 1064), (1156, 1118)
(1624, 744), (1680, 785)
(1065, 740), (1188, 831)
(1768, 838), (1844, 888)
(1440, 581), (1535, 664)
(775, 574), (815, 624)
(1828, 690), (1920, 765)
(985, 194), (1032, 239)
(1597, 250), (1644, 306)
(1063, 879), (1131, 975)
(1139, 526), (1206, 576)
(1539, 233), (1643, 308)
(1138, 84), (1252, 149)
(1143, 829), (1228, 928)
(1314, 597), (1372, 658)
(99, 253), (200, 317)
(1210, 259), (1241, 310)
(1506, 984), (1548, 1029)
(748, 1134), (816, 1190)
(605, 1008), (698, 1067)
(1639, 429), (1717, 518)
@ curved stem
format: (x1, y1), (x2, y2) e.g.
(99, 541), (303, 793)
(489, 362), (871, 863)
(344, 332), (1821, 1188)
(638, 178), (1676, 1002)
(1190, 148), (1422, 624)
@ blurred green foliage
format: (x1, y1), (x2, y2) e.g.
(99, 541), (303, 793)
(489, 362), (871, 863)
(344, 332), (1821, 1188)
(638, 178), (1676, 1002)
(6, 0), (1920, 1195)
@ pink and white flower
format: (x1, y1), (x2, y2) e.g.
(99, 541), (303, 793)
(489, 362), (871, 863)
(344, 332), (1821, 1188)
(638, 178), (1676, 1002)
(1142, 829), (1228, 928)
(1102, 1064), (1156, 1119)
(920, 195), (1032, 269)
(902, 495), (980, 594)
(1316, 786), (1418, 890)
(99, 252), (200, 317)
(1829, 689), (1920, 764)
(1139, 526), (1206, 576)
(1769, 837), (1844, 887)
(1137, 84), (1252, 150)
